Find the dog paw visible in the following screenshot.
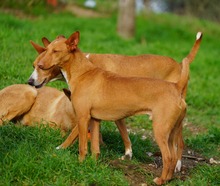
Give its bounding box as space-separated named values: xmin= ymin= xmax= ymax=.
xmin=120 ymin=150 xmax=132 ymax=160
xmin=120 ymin=154 xmax=132 ymax=160
xmin=153 ymin=177 xmax=165 ymax=185
xmin=56 ymin=146 xmax=62 ymax=150
xmin=175 ymin=160 xmax=182 ymax=172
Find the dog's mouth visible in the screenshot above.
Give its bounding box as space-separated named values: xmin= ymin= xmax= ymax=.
xmin=35 ymin=78 xmax=47 ymax=88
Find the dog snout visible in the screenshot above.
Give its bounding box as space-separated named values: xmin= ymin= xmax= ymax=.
xmin=28 ymin=78 xmax=35 ymax=86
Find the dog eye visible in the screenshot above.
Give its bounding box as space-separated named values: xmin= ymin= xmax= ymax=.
xmin=53 ymin=49 xmax=59 ymax=53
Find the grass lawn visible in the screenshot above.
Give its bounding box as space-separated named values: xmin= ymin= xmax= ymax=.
xmin=0 ymin=7 xmax=219 ymax=186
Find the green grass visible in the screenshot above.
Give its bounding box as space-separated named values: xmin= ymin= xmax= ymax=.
xmin=0 ymin=123 xmax=128 ymax=185
xmin=0 ymin=9 xmax=220 ymax=185
xmin=186 ymin=126 xmax=220 ymax=157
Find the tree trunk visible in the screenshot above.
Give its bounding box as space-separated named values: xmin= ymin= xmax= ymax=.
xmin=117 ymin=0 xmax=136 ymax=39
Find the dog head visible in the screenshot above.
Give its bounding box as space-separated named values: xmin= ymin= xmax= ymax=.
xmin=38 ymin=32 xmax=79 ymax=70
xmin=37 ymin=31 xmax=80 ymax=70
xmin=28 ymin=31 xmax=80 ymax=88
xmin=28 ymin=37 xmax=65 ymax=88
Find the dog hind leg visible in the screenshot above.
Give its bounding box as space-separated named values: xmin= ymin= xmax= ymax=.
xmin=166 ymin=105 xmax=186 ymax=181
xmin=153 ymin=106 xmax=183 ymax=185
xmin=56 ymin=125 xmax=79 ymax=149
xmin=115 ymin=119 xmax=132 ymax=160
xmin=175 ymin=104 xmax=187 ymax=173
xmin=153 ymin=120 xmax=172 ymax=185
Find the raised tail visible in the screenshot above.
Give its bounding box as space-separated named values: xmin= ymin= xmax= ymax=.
xmin=176 ymin=57 xmax=190 ymax=94
xmin=176 ymin=32 xmax=203 ymax=95
xmin=185 ymin=31 xmax=203 ymax=64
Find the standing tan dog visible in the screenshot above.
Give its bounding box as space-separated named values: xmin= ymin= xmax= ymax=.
xmin=0 ymin=84 xmax=107 ymax=154
xmin=28 ymin=31 xmax=196 ymax=185
xmin=30 ymin=32 xmax=201 ymax=88
xmin=28 ymin=31 xmax=202 ymax=165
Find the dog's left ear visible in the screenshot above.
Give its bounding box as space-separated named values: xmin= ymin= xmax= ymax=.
xmin=65 ymin=31 xmax=80 ymax=52
xmin=30 ymin=40 xmax=46 ymax=54
xmin=42 ymin=37 xmax=51 ymax=47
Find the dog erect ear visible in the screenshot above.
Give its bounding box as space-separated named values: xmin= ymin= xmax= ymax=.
xmin=42 ymin=37 xmax=51 ymax=47
xmin=30 ymin=40 xmax=46 ymax=54
xmin=65 ymin=31 xmax=80 ymax=52
xmin=63 ymin=88 xmax=71 ymax=101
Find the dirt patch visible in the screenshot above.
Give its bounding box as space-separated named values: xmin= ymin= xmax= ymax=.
xmin=1 ymin=4 xmax=105 ymax=19
xmin=110 ymin=148 xmax=210 ymax=186
xmin=65 ymin=4 xmax=105 ymax=18
xmin=183 ymin=120 xmax=207 ymax=135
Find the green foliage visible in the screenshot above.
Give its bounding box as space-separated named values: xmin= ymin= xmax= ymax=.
xmin=168 ymin=0 xmax=220 ymax=22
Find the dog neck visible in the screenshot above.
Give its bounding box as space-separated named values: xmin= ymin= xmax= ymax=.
xmin=60 ymin=48 xmax=96 ymax=89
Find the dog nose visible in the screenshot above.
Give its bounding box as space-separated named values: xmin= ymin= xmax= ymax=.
xmin=28 ymin=78 xmax=35 ymax=86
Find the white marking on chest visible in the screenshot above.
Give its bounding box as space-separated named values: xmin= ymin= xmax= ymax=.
xmin=61 ymin=69 xmax=70 ymax=88
xmin=61 ymin=70 xmax=69 ymax=82
xmin=85 ymin=53 xmax=90 ymax=59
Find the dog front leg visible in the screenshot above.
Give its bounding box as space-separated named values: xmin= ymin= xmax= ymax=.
xmin=89 ymin=119 xmax=100 ymax=159
xmin=78 ymin=115 xmax=90 ymax=162
xmin=115 ymin=119 xmax=132 ymax=160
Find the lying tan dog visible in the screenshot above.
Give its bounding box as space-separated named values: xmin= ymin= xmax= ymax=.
xmin=28 ymin=31 xmax=198 ymax=185
xmin=0 ymin=85 xmax=75 ymax=131
xmin=28 ymin=31 xmax=202 ymax=164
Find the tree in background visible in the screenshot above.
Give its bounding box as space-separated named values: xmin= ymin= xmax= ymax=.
xmin=117 ymin=0 xmax=136 ymax=39
xmin=165 ymin=0 xmax=220 ymax=22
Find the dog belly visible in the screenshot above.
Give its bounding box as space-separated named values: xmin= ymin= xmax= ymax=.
xmin=90 ymin=106 xmax=150 ymax=121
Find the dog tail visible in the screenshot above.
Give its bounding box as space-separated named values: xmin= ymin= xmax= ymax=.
xmin=176 ymin=57 xmax=189 ymax=94
xmin=185 ymin=31 xmax=203 ymax=64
